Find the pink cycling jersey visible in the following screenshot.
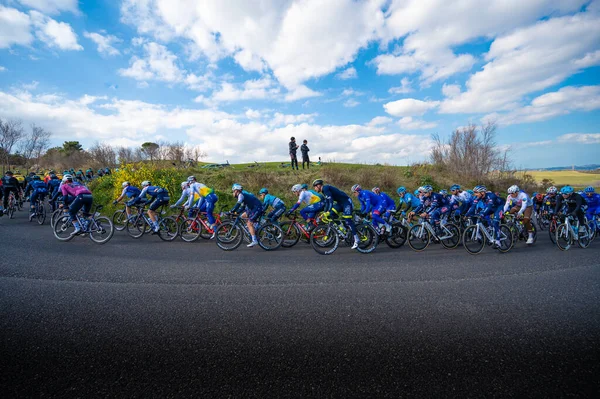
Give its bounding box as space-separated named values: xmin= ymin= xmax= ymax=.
xmin=61 ymin=182 xmax=92 ymax=197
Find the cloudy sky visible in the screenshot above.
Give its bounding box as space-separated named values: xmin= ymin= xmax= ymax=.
xmin=0 ymin=0 xmax=599 ymax=168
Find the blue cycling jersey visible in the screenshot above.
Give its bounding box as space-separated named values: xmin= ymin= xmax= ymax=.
xmin=232 ymin=190 xmax=262 ymax=213
xmin=357 ymin=190 xmax=381 ymax=213
xmin=262 ymin=193 xmax=284 ymax=210
xmin=397 ymin=193 xmax=420 ymax=212
xmin=467 ymin=192 xmax=504 ymax=216
xmin=586 ymin=193 xmax=600 ymax=208
xmin=321 ymin=185 xmax=351 ymax=212
xmin=124 ymin=186 xmax=141 ymax=198
xmin=378 ymin=192 xmax=396 ymax=210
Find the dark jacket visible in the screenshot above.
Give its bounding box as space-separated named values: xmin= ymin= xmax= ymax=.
xmin=300 ymin=144 xmax=309 ymax=156
xmin=289 ymin=141 xmax=298 ymax=154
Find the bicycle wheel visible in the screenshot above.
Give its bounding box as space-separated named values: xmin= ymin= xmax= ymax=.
xmin=126 ymin=215 xmax=147 ymax=239
xmin=462 ymin=225 xmax=485 ymax=254
xmin=180 ymin=218 xmax=202 ymax=242
xmin=257 ymin=223 xmax=283 ymax=251
xmin=356 ymin=224 xmax=378 ymax=254
xmin=280 ymin=221 xmax=301 ymax=248
xmin=53 ymin=215 xmax=76 ymax=241
xmin=439 ymin=223 xmax=460 ymax=249
xmin=496 ymin=225 xmax=513 ymax=253
xmin=158 ymin=216 xmax=179 ymax=242
xmin=216 ymin=221 xmax=243 ymax=251
xmin=407 ymin=224 xmax=430 ymax=252
xmin=112 ymin=210 xmax=127 ymax=231
xmin=89 ymin=216 xmax=114 ymax=244
xmin=548 ymin=220 xmax=557 ymax=244
xmin=555 ymin=224 xmax=572 ymax=251
xmin=385 ymin=222 xmax=407 ymax=248
xmin=51 ymin=209 xmax=63 ymax=227
xmin=310 ymin=223 xmax=339 ymax=255
xmin=7 ymin=204 xmax=14 ymax=219
xmin=36 ymin=203 xmax=46 ymax=225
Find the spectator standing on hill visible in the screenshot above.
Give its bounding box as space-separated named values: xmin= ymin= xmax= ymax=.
xmin=301 ymin=140 xmax=310 ymax=169
xmin=289 ymin=137 xmax=299 ymax=170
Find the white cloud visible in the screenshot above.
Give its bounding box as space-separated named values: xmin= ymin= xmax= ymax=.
xmin=486 ymin=85 xmax=600 ymax=126
xmin=21 ymin=81 xmax=39 ymax=90
xmin=18 ymin=0 xmax=78 ymax=15
xmin=440 ymin=8 xmax=600 ymax=114
xmin=343 ymin=98 xmax=360 ymax=108
xmin=245 ymin=109 xmax=262 ymax=119
xmin=137 ymin=81 xmax=149 ymax=89
xmin=211 ymin=77 xmax=281 ymax=103
xmin=119 ymin=42 xmax=184 ymax=82
xmin=336 ymin=67 xmax=357 ymax=80
xmin=0 ymin=66 xmax=6 ymax=72
xmin=84 ymin=31 xmax=121 ymax=56
xmin=557 ymin=133 xmax=600 ymax=144
xmin=442 ymin=83 xmax=461 ymax=98
xmin=270 ymin=112 xmax=317 ymax=126
xmin=389 ymin=77 xmax=413 ymax=94
xmin=341 ymin=88 xmax=364 ymax=97
xmin=397 ymin=116 xmax=437 ymax=130
xmin=284 ymin=85 xmax=321 ymax=102
xmin=0 ymin=6 xmax=33 ymax=49
xmin=367 ymin=116 xmax=392 ymax=126
xmin=383 ymin=98 xmax=439 ymax=117
xmin=30 ymin=11 xmax=82 ymax=51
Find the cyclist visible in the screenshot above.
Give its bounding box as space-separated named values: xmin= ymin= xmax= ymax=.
xmin=187 ymin=176 xmax=219 ymax=233
xmin=1 ymin=171 xmax=21 ymax=215
xmin=259 ymin=188 xmax=287 ymax=224
xmin=467 ymin=185 xmax=505 ymax=247
xmin=47 ymin=173 xmax=61 ymax=212
xmin=136 ymin=181 xmax=170 ymax=233
xmin=171 ymin=181 xmax=195 ymax=215
xmin=396 ymin=187 xmax=420 ymax=218
xmin=583 ymin=186 xmax=599 ymax=233
xmin=438 ymin=189 xmax=452 ymax=221
xmin=449 ymin=184 xmax=474 ymax=218
xmin=503 ymin=185 xmax=535 ymax=244
xmin=542 ymin=186 xmax=559 ymax=215
xmin=554 ymin=186 xmax=586 ymax=237
xmin=286 ymin=184 xmax=323 ymax=226
xmin=60 ymin=174 xmax=93 ymax=235
xmin=113 ymin=181 xmax=143 ymax=221
xmin=532 ymin=192 xmax=545 ymax=212
xmin=24 ymin=175 xmax=49 ymax=221
xmin=230 ymin=183 xmax=263 ymax=247
xmin=351 ymin=184 xmax=390 ymax=234
xmin=409 ymin=185 xmax=445 ymax=232
xmin=312 ymin=179 xmax=360 ymax=249
xmin=372 ymin=187 xmax=396 ymax=220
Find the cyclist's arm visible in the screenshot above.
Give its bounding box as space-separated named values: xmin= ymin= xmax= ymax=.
xmin=173 ymin=191 xmax=188 ymax=207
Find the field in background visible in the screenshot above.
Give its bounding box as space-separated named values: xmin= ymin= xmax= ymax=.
xmin=526 ymin=170 xmax=600 ymax=187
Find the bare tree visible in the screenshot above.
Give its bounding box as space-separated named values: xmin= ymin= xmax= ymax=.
xmin=430 ymin=120 xmax=512 ymax=182
xmin=19 ymin=123 xmax=51 ymax=169
xmin=184 ymin=145 xmax=207 ymax=162
xmin=166 ymin=141 xmax=185 ymax=164
xmin=117 ymin=146 xmax=135 ymax=164
xmin=88 ymin=142 xmax=116 ymax=167
xmin=0 ymin=118 xmax=24 ymax=172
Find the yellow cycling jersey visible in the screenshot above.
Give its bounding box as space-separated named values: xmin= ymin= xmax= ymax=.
xmin=298 ymin=190 xmax=321 ymax=205
xmin=191 ymin=182 xmax=214 ymax=197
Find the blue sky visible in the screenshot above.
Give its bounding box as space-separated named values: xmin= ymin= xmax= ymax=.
xmin=0 ymin=0 xmax=599 ymax=168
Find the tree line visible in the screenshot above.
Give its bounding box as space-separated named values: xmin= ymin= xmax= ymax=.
xmin=0 ymin=117 xmax=206 ymax=172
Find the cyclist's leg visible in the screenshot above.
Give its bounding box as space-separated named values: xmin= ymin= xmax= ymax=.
xmin=204 ymin=193 xmax=217 ymax=225
xmin=29 ymin=192 xmax=38 ymax=214
xmin=522 ymin=206 xmax=533 ymax=232
xmin=269 ymin=203 xmax=286 ymax=223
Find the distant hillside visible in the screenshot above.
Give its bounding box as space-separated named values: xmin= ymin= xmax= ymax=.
xmin=534 ymin=164 xmax=600 ymax=171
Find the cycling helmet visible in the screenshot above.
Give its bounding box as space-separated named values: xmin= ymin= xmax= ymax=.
xmin=291 ymin=184 xmax=303 ymax=193
xmin=450 ymin=184 xmax=460 ymax=191
xmin=351 ymin=184 xmax=362 ymax=193
xmin=312 ymin=179 xmax=324 ymax=187
xmin=32 ymin=175 xmax=41 ymax=180
xmin=560 ymin=185 xmax=574 ymax=195
xmin=50 ymin=174 xmax=57 ymax=179
xmin=122 ymin=181 xmax=130 ymax=188
xmin=232 ymin=183 xmax=242 ymax=191
xmin=584 ymin=186 xmax=595 ymax=193
xmin=507 ymin=185 xmax=520 ymax=194
xmin=417 ymin=186 xmax=425 ymax=193
xmin=5 ymin=171 xmax=13 ymax=175
xmin=141 ymin=180 xmax=151 ymax=187
xmin=187 ymin=175 xmax=196 ymax=183
xmin=180 ymin=181 xmax=189 ymax=189
xmin=546 ymin=186 xmax=557 ymax=194
xmin=439 ymin=189 xmax=448 ymax=196
xmin=397 ymin=186 xmax=406 ymax=194
xmin=301 ymin=183 xmax=308 ymax=190
xmin=473 ymin=185 xmax=487 ymax=193
xmin=259 ymin=188 xmax=268 ymax=195
xmin=422 ymin=185 xmax=433 ymax=193
xmin=62 ymin=174 xmax=73 ymax=182
xmin=372 ymin=187 xmax=381 ymax=194
xmin=414 ymin=190 xmax=420 ymax=196
xmin=466 ymin=189 xmax=474 ymax=195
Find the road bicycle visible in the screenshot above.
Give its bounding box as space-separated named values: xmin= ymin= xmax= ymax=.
xmin=462 ymin=216 xmax=513 ymax=255
xmin=364 ymin=211 xmax=408 ymax=249
xmin=4 ymin=192 xmax=19 ymax=219
xmin=406 ymin=217 xmax=461 ymax=252
xmin=30 ymin=196 xmax=47 ymax=225
xmin=215 ymin=212 xmax=283 ymax=251
xmin=179 ymin=209 xmax=223 ymax=242
xmin=112 ymin=204 xmax=130 ymax=231
xmin=309 ymin=212 xmax=378 ymax=255
xmin=53 ymin=205 xmax=114 ymax=244
xmin=503 ymin=213 xmax=537 ymax=247
xmin=555 ymin=214 xmax=592 ymax=251
xmin=279 ymin=211 xmax=319 ymax=247
xmin=125 ymin=204 xmax=179 ymax=241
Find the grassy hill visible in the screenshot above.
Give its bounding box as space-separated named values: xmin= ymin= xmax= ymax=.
xmin=525 ymin=170 xmax=600 ymax=187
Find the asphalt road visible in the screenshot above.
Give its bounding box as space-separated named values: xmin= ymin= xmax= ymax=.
xmin=1 ymin=209 xmax=599 ymax=398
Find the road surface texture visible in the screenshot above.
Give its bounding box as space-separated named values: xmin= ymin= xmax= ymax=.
xmin=1 ymin=210 xmax=599 ymax=397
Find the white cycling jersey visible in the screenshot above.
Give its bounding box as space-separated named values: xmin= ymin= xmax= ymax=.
xmin=297 ymin=190 xmax=321 ymax=206
xmin=503 ymin=191 xmax=532 ymax=214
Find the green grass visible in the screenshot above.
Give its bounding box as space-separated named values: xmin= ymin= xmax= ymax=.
xmin=525 ymin=170 xmax=600 ymax=187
